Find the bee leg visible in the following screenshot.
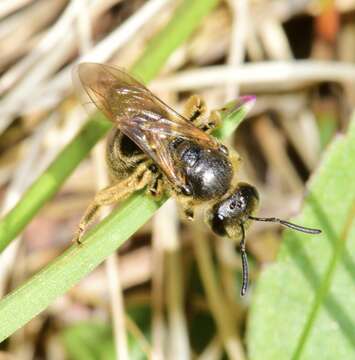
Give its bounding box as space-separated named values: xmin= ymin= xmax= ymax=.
xmin=197 ymin=110 xmax=222 ymax=134
xmin=183 ymin=95 xmax=208 ymax=128
xmin=176 ymin=195 xmax=195 ymax=221
xmin=148 ymin=175 xmax=165 ymax=200
xmin=73 ymin=162 xmax=152 ymax=244
xmin=205 ymin=110 xmax=222 ymax=133
xmin=183 ymin=95 xmax=222 ymax=133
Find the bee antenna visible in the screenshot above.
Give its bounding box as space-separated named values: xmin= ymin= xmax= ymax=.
xmin=239 ymin=222 xmax=248 ymax=296
xmin=248 ymin=215 xmax=321 ymax=234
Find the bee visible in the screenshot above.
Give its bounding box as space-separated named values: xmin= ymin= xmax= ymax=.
xmin=73 ymin=63 xmax=321 ymax=296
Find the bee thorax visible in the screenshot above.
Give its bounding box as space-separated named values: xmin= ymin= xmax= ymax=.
xmin=177 ymin=141 xmax=232 ymax=200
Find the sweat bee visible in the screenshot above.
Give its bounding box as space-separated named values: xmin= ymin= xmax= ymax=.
xmin=73 ymin=63 xmax=321 ymax=295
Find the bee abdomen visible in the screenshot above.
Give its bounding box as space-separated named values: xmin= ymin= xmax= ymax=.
xmin=106 ymin=128 xmax=146 ymax=180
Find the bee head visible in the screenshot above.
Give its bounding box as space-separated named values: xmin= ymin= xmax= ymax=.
xmin=207 ymin=182 xmax=259 ymax=239
xmin=206 ymin=183 xmax=321 ymax=297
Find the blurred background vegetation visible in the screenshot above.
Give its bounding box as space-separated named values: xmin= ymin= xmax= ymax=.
xmin=0 ymin=0 xmax=354 ymax=359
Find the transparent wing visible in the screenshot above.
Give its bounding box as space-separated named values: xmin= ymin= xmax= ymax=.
xmin=73 ymin=62 xmax=219 ymax=187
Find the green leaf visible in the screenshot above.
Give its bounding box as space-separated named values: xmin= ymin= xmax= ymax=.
xmin=247 ymin=116 xmax=355 ymax=359
xmin=212 ymin=95 xmax=256 ymax=139
xmin=61 ymin=305 xmax=151 ymax=360
xmin=317 ymin=112 xmax=337 ymax=149
xmin=62 ymin=322 xmax=114 ymax=360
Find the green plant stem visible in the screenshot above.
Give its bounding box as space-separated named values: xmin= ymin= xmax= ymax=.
xmin=0 ymin=116 xmax=110 ymax=252
xmin=0 ymin=193 xmax=160 ymax=341
xmin=0 ymin=0 xmax=219 ymax=252
xmin=0 ymin=0 xmax=222 ymax=341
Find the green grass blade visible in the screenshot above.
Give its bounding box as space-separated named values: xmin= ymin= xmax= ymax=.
xmin=0 ymin=94 xmax=254 ymax=342
xmin=130 ymin=0 xmax=219 ymax=79
xmin=0 ymin=0 xmax=219 ymax=252
xmin=247 ymin=116 xmax=355 ymax=360
xmin=0 ymin=116 xmax=110 ymax=252
xmin=0 ymin=193 xmax=159 ymax=343
xmin=212 ymin=96 xmax=256 ymax=139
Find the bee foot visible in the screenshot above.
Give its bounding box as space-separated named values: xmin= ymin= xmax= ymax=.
xmin=73 ymin=229 xmax=84 ymax=245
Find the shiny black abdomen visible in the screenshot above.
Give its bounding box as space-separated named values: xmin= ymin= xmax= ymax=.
xmin=173 ymin=140 xmax=233 ymax=200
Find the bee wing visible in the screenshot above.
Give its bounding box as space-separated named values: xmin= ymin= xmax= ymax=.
xmin=74 ymin=62 xmax=219 ymax=187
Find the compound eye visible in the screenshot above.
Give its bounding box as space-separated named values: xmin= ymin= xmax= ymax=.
xmin=210 ymin=212 xmax=227 ymax=237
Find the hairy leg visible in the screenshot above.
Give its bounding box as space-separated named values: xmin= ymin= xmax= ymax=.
xmin=74 ymin=162 xmax=152 ymax=244
xmin=177 ymin=194 xmax=197 ymax=221
xmin=148 ymin=174 xmax=166 ymax=200
xmin=183 ymin=95 xmax=221 ymax=133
